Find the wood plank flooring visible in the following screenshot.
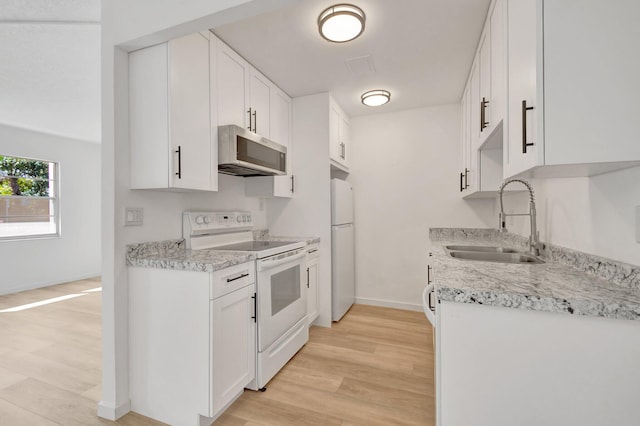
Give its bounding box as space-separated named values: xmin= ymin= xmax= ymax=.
xmin=0 ymin=278 xmax=435 ymax=426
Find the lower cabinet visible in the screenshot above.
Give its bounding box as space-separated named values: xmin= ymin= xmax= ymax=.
xmin=306 ymin=243 xmax=319 ymax=325
xmin=437 ymin=301 xmax=640 ymax=425
xmin=129 ymin=262 xmax=256 ymax=426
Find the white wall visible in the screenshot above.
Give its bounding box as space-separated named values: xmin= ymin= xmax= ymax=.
xmin=101 ymin=0 xmax=297 ymax=419
xmin=266 ymin=93 xmax=333 ymax=327
xmin=501 ymin=167 xmax=640 ymax=266
xmin=349 ymin=105 xmax=495 ymax=310
xmin=0 ymin=124 xmax=101 ymax=294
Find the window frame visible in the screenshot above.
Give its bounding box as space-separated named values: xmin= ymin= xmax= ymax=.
xmin=0 ymin=155 xmax=61 ymax=241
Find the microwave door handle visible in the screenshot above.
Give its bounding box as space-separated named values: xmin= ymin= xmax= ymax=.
xmin=258 ymin=250 xmax=306 ymax=271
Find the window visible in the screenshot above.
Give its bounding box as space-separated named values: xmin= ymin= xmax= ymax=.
xmin=0 ymin=155 xmax=59 ymax=240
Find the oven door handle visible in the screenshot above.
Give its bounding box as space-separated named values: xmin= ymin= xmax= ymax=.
xmin=422 ymin=284 xmax=436 ymax=327
xmin=257 ymin=250 xmax=306 ymax=271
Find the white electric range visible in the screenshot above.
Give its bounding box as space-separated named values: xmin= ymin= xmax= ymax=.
xmin=183 ymin=211 xmax=309 ymax=390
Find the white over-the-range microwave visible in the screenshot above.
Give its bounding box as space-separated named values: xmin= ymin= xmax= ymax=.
xmin=218 ymin=124 xmax=287 ymax=177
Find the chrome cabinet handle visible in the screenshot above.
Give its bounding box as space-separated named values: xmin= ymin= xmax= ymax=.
xmin=247 ymin=108 xmax=252 ymax=131
xmin=306 ymin=267 xmax=310 ymax=288
xmin=464 ymin=168 xmax=469 ymax=189
xmin=290 ymin=175 xmax=295 ymax=193
xmin=427 ymin=265 xmax=433 ymax=284
xmin=175 ymin=146 xmax=181 ymax=179
xmin=522 ymin=100 xmax=535 ymax=153
xmin=481 ymin=97 xmax=490 ymax=131
xmin=460 ymin=172 xmax=464 ymax=192
xmin=252 ymin=110 xmax=257 ymax=133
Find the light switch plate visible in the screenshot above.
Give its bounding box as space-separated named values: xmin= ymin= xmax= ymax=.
xmin=636 ymin=206 xmax=640 ymax=243
xmin=125 ymin=207 xmax=143 ymax=226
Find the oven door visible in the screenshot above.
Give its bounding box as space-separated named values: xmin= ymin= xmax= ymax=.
xmin=257 ymin=248 xmax=307 ymax=351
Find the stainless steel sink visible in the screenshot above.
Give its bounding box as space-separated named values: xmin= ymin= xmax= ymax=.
xmin=447 ymin=250 xmax=545 ymax=264
xmin=444 ymin=245 xmax=521 ymax=253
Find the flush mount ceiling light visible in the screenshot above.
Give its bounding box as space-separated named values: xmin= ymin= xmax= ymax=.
xmin=318 ymin=4 xmax=366 ymax=43
xmin=361 ymin=89 xmax=391 ymax=107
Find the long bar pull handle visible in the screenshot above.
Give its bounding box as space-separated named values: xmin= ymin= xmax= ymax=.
xmin=306 ymin=267 xmax=310 ymax=288
xmin=247 ymin=108 xmax=252 ymax=131
xmin=427 ymin=265 xmax=433 ymax=284
xmin=252 ymin=110 xmax=257 ymax=133
xmin=290 ymin=175 xmax=295 ymax=193
xmin=175 ymin=146 xmax=181 ymax=179
xmin=481 ymin=97 xmax=489 ymax=131
xmin=464 ymin=168 xmax=470 ymax=189
xmin=522 ymin=100 xmax=535 ymax=153
xmin=251 ymin=293 xmax=257 ymax=322
xmin=226 ymin=273 xmax=249 ymax=283
xmin=460 ymin=172 xmax=465 ymax=192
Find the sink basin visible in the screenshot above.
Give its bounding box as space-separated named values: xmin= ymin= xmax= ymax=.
xmin=444 ymin=245 xmax=521 ymax=254
xmin=447 ymin=250 xmax=545 ymax=264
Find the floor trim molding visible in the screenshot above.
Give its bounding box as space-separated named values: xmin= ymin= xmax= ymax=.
xmin=97 ymin=400 xmax=131 ymax=421
xmin=355 ymin=297 xmax=422 ymax=312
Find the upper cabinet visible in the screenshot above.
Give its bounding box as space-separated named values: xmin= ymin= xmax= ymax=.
xmin=129 ymin=32 xmax=217 ymax=192
xmin=329 ymin=98 xmax=351 ymax=171
xmin=505 ymin=0 xmax=640 ymax=178
xmin=460 ymin=0 xmax=507 ymax=198
xmin=210 ymin=34 xmax=294 ymax=198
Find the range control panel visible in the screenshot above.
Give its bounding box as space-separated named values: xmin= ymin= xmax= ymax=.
xmin=183 ymin=211 xmax=253 ymax=236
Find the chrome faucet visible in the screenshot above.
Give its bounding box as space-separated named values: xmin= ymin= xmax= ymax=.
xmin=498 ymin=179 xmax=543 ymax=256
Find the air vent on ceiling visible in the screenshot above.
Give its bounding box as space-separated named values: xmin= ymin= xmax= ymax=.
xmin=345 ymin=55 xmax=376 ymax=76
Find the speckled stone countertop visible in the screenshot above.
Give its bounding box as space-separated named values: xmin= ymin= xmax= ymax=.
xmin=429 ymin=228 xmax=640 ymax=321
xmin=126 ymin=233 xmax=320 ymax=272
xmin=126 ymin=239 xmax=257 ymax=272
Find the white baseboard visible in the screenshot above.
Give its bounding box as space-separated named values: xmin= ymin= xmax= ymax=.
xmin=0 ymin=273 xmax=101 ymax=296
xmin=355 ymin=297 xmax=422 ymax=312
xmin=97 ymin=400 xmax=131 ymax=421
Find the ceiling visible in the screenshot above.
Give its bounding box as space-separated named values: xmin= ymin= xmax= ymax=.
xmin=0 ymin=0 xmax=101 ymax=143
xmin=213 ymin=0 xmax=491 ymax=117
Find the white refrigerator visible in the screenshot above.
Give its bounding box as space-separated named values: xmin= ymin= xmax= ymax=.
xmin=331 ymin=178 xmax=355 ymax=321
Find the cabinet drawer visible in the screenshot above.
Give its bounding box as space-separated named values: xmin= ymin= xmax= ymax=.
xmin=211 ymin=261 xmax=255 ymax=299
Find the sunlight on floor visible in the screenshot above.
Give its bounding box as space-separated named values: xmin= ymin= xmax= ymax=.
xmin=0 ymin=286 xmax=102 ymax=313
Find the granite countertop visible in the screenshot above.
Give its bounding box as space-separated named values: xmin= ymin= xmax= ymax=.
xmin=430 ymin=228 xmax=640 ymax=321
xmin=126 ymin=233 xmax=320 ymax=272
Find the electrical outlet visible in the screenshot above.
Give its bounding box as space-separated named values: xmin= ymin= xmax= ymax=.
xmin=636 ymin=206 xmax=640 ymax=243
xmin=125 ymin=207 xmax=144 ymax=226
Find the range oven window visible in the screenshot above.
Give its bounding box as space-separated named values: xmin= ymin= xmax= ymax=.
xmin=237 ymin=136 xmax=286 ymax=173
xmin=270 ymin=265 xmax=301 ymax=315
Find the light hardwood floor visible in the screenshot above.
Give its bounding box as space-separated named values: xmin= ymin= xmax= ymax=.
xmin=0 ymin=278 xmax=434 ymax=426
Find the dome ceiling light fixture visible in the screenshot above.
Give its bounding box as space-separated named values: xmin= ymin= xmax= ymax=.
xmin=318 ymin=4 xmax=366 ymax=43
xmin=361 ymin=89 xmax=391 ymax=107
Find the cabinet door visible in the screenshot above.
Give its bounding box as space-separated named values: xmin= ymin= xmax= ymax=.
xmin=329 ymin=103 xmax=342 ymax=163
xmin=490 ymin=0 xmax=505 ymax=129
xmin=250 ymin=69 xmax=271 ymax=137
xmin=217 ymin=40 xmax=250 ymax=129
xmin=506 ymin=0 xmax=539 ymax=177
xmin=211 ymin=284 xmax=256 ymax=415
xmin=270 ymin=87 xmax=291 ymax=148
xmin=306 ymin=260 xmax=318 ymax=324
xmin=478 ymin=29 xmax=491 ymax=143
xmin=168 ymin=32 xmax=212 ymax=191
xmin=339 ymin=114 xmax=350 ymax=168
xmin=467 ymin=62 xmax=480 ymax=193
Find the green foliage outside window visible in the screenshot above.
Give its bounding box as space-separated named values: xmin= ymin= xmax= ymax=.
xmin=0 ymin=155 xmax=51 ymax=197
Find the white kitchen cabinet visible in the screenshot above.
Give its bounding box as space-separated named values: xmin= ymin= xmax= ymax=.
xmin=437 ymin=301 xmax=640 ymax=426
xmin=329 ymin=97 xmax=351 ymax=171
xmin=216 ymin=38 xmax=251 ymax=130
xmin=129 ymin=32 xmax=217 ymax=192
xmin=306 ymin=243 xmax=319 ymax=325
xmin=459 ymin=0 xmax=513 ymax=198
xmin=505 ymin=0 xmax=640 ymax=178
xmin=245 ymin=85 xmax=294 ymax=198
xmin=129 ymin=262 xmax=256 ymax=425
xmin=249 ymin=69 xmax=271 ymax=136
